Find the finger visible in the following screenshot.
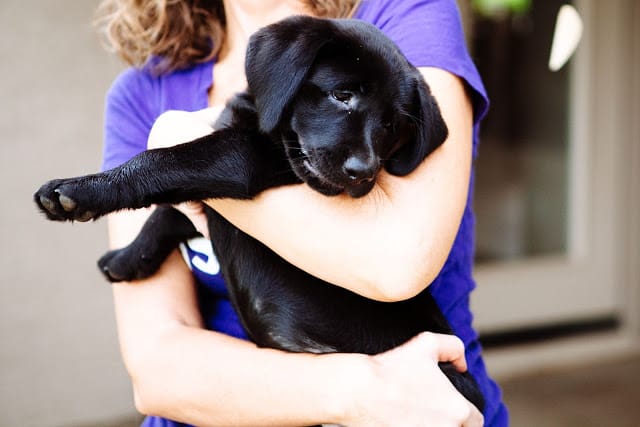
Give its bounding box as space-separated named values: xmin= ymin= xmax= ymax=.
xmin=193 ymin=106 xmax=225 ymax=128
xmin=175 ymin=202 xmax=210 ymax=239
xmin=179 ymin=201 xmax=204 ymax=215
xmin=418 ymin=332 xmax=468 ymax=372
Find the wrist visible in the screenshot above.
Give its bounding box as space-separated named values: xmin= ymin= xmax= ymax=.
xmin=328 ymin=353 xmax=377 ymax=426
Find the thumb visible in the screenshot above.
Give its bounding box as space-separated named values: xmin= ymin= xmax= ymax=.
xmin=414 ymin=332 xmax=468 ymax=373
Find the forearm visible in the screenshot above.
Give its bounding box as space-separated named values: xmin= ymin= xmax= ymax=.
xmin=106 ymin=238 xmax=362 ymax=425
xmin=107 ymin=227 xmax=478 ymax=426
xmin=107 ymin=209 xmax=359 ymax=426
xmin=207 ymin=68 xmax=473 ymax=301
xmin=117 ymin=287 xmax=480 ymax=427
xmin=131 ymin=322 xmax=367 ymax=426
xmin=207 ymin=181 xmax=441 ymax=301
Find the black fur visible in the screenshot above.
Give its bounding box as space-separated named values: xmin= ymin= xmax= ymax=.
xmin=35 ymin=16 xmax=483 ymax=411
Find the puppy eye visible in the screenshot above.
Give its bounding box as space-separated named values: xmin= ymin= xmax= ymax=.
xmin=330 ymin=90 xmax=353 ymax=103
xmin=382 ymin=119 xmax=395 ymax=133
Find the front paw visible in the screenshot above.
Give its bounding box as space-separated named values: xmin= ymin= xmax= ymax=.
xmin=98 ymin=248 xmax=162 ymax=283
xmin=34 ymin=178 xmax=100 ymax=222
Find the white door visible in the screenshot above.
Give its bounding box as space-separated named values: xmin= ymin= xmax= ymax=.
xmin=465 ymin=0 xmax=634 ymax=335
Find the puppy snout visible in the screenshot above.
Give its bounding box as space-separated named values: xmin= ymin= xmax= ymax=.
xmin=343 ymin=155 xmax=378 ymax=184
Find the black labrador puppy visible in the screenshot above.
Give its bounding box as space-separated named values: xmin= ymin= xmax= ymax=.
xmin=35 ymin=16 xmax=484 ymax=411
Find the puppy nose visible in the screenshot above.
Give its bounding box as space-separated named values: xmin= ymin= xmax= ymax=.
xmin=343 ymin=155 xmax=378 ymax=184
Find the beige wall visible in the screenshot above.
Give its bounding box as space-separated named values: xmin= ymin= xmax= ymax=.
xmin=0 ymin=1 xmax=137 ymax=425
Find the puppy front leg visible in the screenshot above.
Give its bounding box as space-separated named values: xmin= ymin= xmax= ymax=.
xmin=97 ymin=205 xmax=201 ymax=282
xmin=35 ymin=128 xmax=297 ymax=222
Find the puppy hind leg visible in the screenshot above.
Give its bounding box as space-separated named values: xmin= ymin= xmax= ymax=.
xmin=98 ymin=205 xmax=201 ymax=282
xmin=438 ymin=362 xmax=485 ymax=412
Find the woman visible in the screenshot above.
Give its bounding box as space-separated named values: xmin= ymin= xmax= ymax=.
xmin=97 ymin=0 xmax=507 ymax=425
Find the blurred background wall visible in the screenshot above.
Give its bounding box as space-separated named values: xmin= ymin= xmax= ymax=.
xmin=1 ymin=1 xmax=638 ymax=426
xmin=0 ymin=1 xmax=135 ymax=426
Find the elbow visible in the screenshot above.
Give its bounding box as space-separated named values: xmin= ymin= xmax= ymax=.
xmin=128 ymin=351 xmax=176 ymax=418
xmin=368 ymin=272 xmax=436 ymax=303
xmin=120 ymin=328 xmax=177 ymax=418
xmin=132 ymin=381 xmax=153 ymax=416
xmin=131 ymin=376 xmax=169 ymax=418
xmin=126 ymin=349 xmax=161 ymax=417
xmin=363 ymin=244 xmax=445 ymax=302
xmin=374 ymin=284 xmax=427 ymax=303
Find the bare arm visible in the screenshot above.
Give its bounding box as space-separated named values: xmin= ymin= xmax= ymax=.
xmin=105 ymin=70 xmax=483 ymax=423
xmin=108 ymin=212 xmax=351 ymax=425
xmin=206 ymin=67 xmax=473 ymax=301
xmin=107 ymin=213 xmax=481 ymax=426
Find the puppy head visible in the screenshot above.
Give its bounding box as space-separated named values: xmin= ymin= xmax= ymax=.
xmin=246 ymin=17 xmax=448 ymax=198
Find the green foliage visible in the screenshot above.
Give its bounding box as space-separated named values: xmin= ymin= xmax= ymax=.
xmin=471 ymin=0 xmax=532 ymax=17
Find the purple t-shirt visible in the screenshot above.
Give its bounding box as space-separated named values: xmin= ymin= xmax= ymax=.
xmin=102 ymin=0 xmax=508 ymax=425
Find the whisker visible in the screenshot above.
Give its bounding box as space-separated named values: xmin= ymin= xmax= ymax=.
xmin=286 ymin=154 xmax=307 ymax=161
xmin=400 ymin=110 xmax=424 ymax=126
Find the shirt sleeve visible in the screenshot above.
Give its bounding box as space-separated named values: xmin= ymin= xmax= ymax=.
xmin=355 ymin=0 xmax=489 ymax=125
xmin=101 ymin=68 xmax=160 ymax=171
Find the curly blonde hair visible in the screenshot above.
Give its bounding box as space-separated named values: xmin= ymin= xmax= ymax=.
xmin=95 ymin=0 xmax=361 ymax=73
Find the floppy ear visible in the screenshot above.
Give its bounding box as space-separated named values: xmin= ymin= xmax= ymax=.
xmin=245 ymin=16 xmax=333 ymax=133
xmin=385 ymin=75 xmax=449 ymax=176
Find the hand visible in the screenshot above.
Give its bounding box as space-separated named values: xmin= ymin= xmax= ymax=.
xmin=147 ymin=107 xmax=224 ymax=148
xmin=345 ymin=332 xmax=483 ymax=427
xmin=146 ymin=107 xmax=225 ymax=238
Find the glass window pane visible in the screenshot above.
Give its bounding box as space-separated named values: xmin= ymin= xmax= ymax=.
xmin=470 ymin=0 xmax=570 ymax=262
